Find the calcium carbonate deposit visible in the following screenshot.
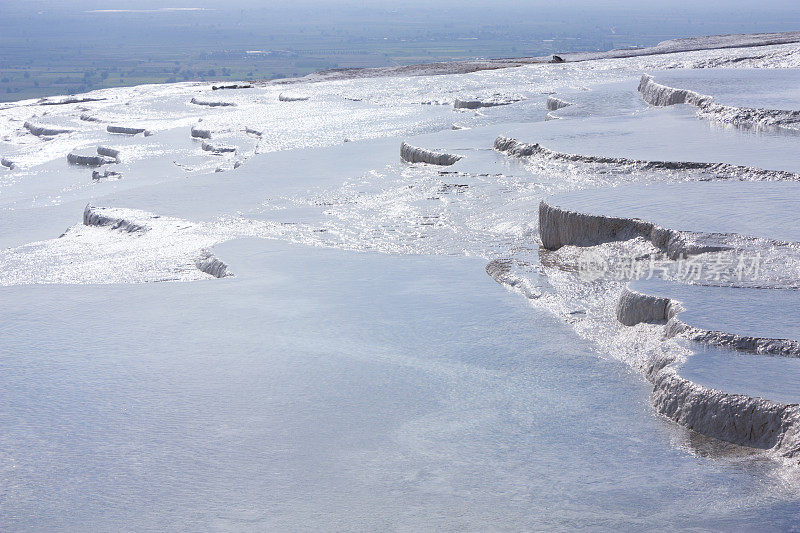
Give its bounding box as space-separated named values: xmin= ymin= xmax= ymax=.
xmin=4 ymin=31 xmax=800 ymax=530
xmin=639 ymin=73 xmax=800 ymax=131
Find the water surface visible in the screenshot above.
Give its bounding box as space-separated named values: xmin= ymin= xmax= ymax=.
xmin=2 ymin=238 xmax=799 ymax=530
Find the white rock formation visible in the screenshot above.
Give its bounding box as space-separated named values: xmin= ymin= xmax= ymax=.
xmin=612 ymin=285 xmax=800 ymax=454
xmin=67 ymin=152 xmax=116 ymax=167
xmin=639 ymin=74 xmax=800 ymax=130
xmin=191 ymin=126 xmax=212 ymax=139
xmin=271 ymin=31 xmax=800 ymax=84
xmin=190 ymin=97 xmax=236 ymax=107
xmin=0 ymin=205 xmax=237 ymax=284
xmin=616 ymin=287 xmax=672 ymax=326
xmin=400 ymin=142 xmax=461 ymax=166
xmin=638 ymin=74 xmax=712 ymax=107
xmin=195 ymin=249 xmax=233 ymax=278
xmin=278 ymin=93 xmax=310 ymax=102
xmin=488 ymin=250 xmax=800 ymax=455
xmin=647 ymin=352 xmax=800 ymax=457
xmin=39 ymin=96 xmax=106 ymax=106
xmin=212 ymin=84 xmax=252 ymax=90
xmin=539 ymin=198 xmax=734 ymax=258
xmin=617 ymin=286 xmax=800 ymax=357
xmin=485 ymin=259 xmax=541 ymax=300
xmin=201 ymin=141 xmax=237 ymax=153
xmin=494 ymin=136 xmax=798 ymax=180
xmin=453 ymin=97 xmax=520 ymax=109
xmin=96 ymin=146 xmax=121 ymax=161
xmin=545 ymin=96 xmax=573 ymax=110
xmin=107 ymin=125 xmax=148 ymax=135
xmin=24 ymin=121 xmax=73 ymax=136
xmin=561 ymin=31 xmax=800 ymax=63
xmin=83 ymin=205 xmax=151 ymax=233
xmin=666 ymin=317 xmax=800 ymax=357
xmin=499 ymin=134 xmax=797 ymax=257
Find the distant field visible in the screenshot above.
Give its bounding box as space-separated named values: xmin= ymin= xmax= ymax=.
xmin=0 ymin=32 xmax=614 ymax=102
xmin=1 ymin=1 xmax=798 ymax=101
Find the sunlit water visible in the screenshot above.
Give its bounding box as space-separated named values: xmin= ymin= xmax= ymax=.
xmin=677 ymin=342 xmax=800 ymax=406
xmin=2 ymin=239 xmax=800 ymax=531
xmin=630 ymin=278 xmax=800 ymax=342
xmin=654 ymin=68 xmax=800 ymax=109
xmin=549 ymin=181 xmax=800 ymax=242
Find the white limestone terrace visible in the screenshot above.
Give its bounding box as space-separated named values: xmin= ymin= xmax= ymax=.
xmin=497 ymin=137 xmax=800 ymax=268
xmin=538 ymin=180 xmax=800 ymax=288
xmin=647 ymin=68 xmax=800 ymax=111
xmin=189 ymin=97 xmax=236 ymax=107
xmin=37 ymin=96 xmax=107 ymax=106
xmin=278 ymin=92 xmax=310 ymax=102
xmin=190 ymin=125 xmax=212 ymax=139
xmin=201 ymin=140 xmax=237 ymax=154
xmin=501 ymin=105 xmax=800 ymax=173
xmin=23 ymin=120 xmax=73 ymax=137
xmin=0 ymin=205 xmax=252 ymax=285
xmin=525 ymin=232 xmax=800 ymax=457
xmin=91 ymin=169 xmax=122 ymax=181
xmin=646 ymin=346 xmax=800 ymax=457
xmin=619 ymin=279 xmax=800 ymax=357
xmin=453 ymin=96 xmax=523 ymax=109
xmin=510 ymin=113 xmax=800 ymax=456
xmin=530 ymin=234 xmax=800 ymax=457
xmin=545 ymin=96 xmax=573 ymax=111
xmin=66 ymin=145 xmax=119 ymax=166
xmin=542 ymin=180 xmax=800 ymax=245
xmin=400 ymin=141 xmax=461 ymax=165
xmin=485 ymin=258 xmax=542 ymax=300
xmin=8 ymin=114 xmax=800 ymax=289
xmin=495 ymin=135 xmax=800 ymax=180
xmin=557 ymin=31 xmax=800 ymax=62
xmin=639 ymin=73 xmax=800 ymax=131
xmin=675 ymin=341 xmax=800 ymax=407
xmin=96 ymin=145 xmax=121 ymax=161
xmin=534 ymin=175 xmax=800 ymax=455
xmin=519 ymin=229 xmax=800 ymax=458
xmin=106 ymin=124 xmax=150 ymax=135
xmin=621 ymin=293 xmax=800 ymax=455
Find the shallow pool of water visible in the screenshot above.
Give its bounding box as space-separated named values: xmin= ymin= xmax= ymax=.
xmin=2 ymin=238 xmax=800 ymax=530
xmin=677 ymin=341 xmax=800 ymax=405
xmin=551 ymin=180 xmax=800 ymax=243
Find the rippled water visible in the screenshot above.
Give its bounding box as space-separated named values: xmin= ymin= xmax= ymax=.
xmin=2 ymin=239 xmax=800 ymax=531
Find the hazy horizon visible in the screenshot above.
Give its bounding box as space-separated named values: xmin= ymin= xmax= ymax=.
xmin=1 ymin=0 xmax=799 ymax=100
